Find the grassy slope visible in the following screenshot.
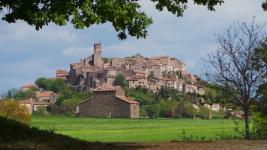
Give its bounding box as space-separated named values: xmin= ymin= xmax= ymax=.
xmin=0 ymin=117 xmax=127 ymax=150
xmin=31 ymin=116 xmax=244 ymax=142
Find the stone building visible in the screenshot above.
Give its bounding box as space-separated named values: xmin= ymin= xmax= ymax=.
xmin=18 ymin=90 xmax=57 ymax=113
xmin=93 ymin=43 xmax=103 ymax=68
xmin=63 ymin=43 xmax=204 ymax=95
xmin=77 ymin=86 xmax=139 ymax=118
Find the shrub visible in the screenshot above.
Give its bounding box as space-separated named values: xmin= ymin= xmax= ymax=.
xmin=145 ymin=105 xmax=159 ymax=118
xmin=253 ymin=113 xmax=267 ymax=138
xmin=176 ymin=100 xmax=197 ymax=118
xmin=114 ymin=74 xmax=126 ymax=87
xmin=198 ymin=106 xmax=211 ymax=119
xmin=33 ymin=107 xmax=48 ymax=116
xmin=0 ymin=100 xmax=31 ymax=123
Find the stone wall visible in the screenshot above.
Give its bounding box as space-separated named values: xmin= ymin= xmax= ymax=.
xmin=78 ymin=91 xmax=138 ymax=118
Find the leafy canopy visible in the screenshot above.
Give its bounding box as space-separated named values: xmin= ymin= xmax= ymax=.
xmin=0 ymin=0 xmax=224 ymax=40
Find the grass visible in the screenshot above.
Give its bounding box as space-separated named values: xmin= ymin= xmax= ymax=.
xmin=30 ymin=116 xmax=244 ymax=142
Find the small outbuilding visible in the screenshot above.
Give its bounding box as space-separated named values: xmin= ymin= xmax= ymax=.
xmin=76 ymin=86 xmax=139 ymax=118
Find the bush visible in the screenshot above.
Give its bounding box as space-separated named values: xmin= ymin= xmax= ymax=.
xmin=145 ymin=105 xmax=159 ymax=119
xmin=198 ymin=106 xmax=211 ymax=119
xmin=158 ymin=100 xmax=177 ymax=118
xmin=114 ymin=74 xmax=126 ymax=87
xmin=176 ymin=100 xmax=197 ymax=118
xmin=253 ymin=113 xmax=267 ymax=138
xmin=33 ymin=107 xmax=48 ymax=116
xmin=0 ymin=100 xmax=31 ymax=123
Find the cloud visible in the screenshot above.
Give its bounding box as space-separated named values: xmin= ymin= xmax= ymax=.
xmin=62 ymin=46 xmax=92 ymax=57
xmin=0 ymin=21 xmax=78 ymax=43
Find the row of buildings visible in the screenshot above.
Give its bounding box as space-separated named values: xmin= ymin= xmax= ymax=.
xmin=58 ymin=43 xmax=205 ymax=95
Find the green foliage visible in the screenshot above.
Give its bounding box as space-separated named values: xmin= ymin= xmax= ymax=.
xmin=176 ymin=100 xmax=198 ymax=118
xmin=125 ymin=87 xmax=155 ymax=105
xmin=35 ymin=77 xmax=92 ymax=115
xmin=0 ymin=100 xmax=31 ymax=124
xmin=114 ymin=74 xmax=126 ymax=87
xmin=102 ymin=57 xmax=109 ymax=63
xmin=0 ymin=0 xmax=224 ymax=40
xmin=158 ymin=100 xmax=177 ymax=118
xmin=6 ymin=88 xmax=18 ymax=98
xmin=35 ymin=78 xmax=65 ymax=93
xmin=62 ymin=98 xmax=83 ymax=114
xmin=204 ymin=83 xmax=233 ymax=105
xmin=33 ymin=107 xmax=48 ymax=116
xmin=158 ymin=86 xmax=181 ymax=100
xmin=198 ymin=106 xmax=211 ymax=119
xmin=13 ymin=87 xmax=38 ymax=100
xmin=145 ymin=105 xmax=160 ymax=118
xmin=253 ymin=113 xmax=267 ymax=138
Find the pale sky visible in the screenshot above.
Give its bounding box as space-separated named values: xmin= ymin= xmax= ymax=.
xmin=0 ymin=0 xmax=267 ymax=94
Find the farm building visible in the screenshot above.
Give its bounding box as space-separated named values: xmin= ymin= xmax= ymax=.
xmin=76 ymin=86 xmax=139 ymax=118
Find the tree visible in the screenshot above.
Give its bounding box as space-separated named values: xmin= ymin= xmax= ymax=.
xmin=253 ymin=40 xmax=267 ymax=114
xmin=0 ymin=100 xmax=31 ymax=123
xmin=6 ymin=88 xmax=18 ymax=98
xmin=35 ymin=77 xmax=47 ymax=89
xmin=14 ymin=87 xmax=38 ymax=100
xmin=114 ymin=74 xmax=126 ymax=87
xmin=35 ymin=77 xmax=66 ymax=92
xmin=205 ymin=20 xmax=266 ymax=139
xmin=145 ymin=105 xmax=159 ymax=119
xmin=0 ymin=0 xmax=224 ymax=40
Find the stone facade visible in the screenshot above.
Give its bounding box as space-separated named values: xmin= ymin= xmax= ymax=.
xmin=93 ymin=43 xmax=103 ymax=68
xmin=64 ymin=43 xmax=205 ymax=95
xmin=77 ymin=87 xmax=139 ymax=118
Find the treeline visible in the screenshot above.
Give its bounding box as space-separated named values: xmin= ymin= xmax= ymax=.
xmin=125 ymin=86 xmax=227 ymax=119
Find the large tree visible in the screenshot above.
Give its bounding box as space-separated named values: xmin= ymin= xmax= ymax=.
xmin=254 ymin=39 xmax=267 ymax=114
xmin=205 ymin=20 xmax=266 ymax=139
xmin=0 ymin=0 xmax=225 ymax=40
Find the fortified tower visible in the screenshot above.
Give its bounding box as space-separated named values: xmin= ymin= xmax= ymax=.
xmin=93 ymin=43 xmax=103 ymax=68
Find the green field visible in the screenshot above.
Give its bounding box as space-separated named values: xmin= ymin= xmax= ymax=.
xmin=30 ymin=116 xmax=244 ymax=142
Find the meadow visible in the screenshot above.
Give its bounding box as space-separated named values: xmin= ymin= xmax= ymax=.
xmin=30 ymin=116 xmax=244 ymax=142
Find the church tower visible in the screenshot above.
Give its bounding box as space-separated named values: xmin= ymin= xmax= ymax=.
xmin=93 ymin=43 xmax=103 ymax=68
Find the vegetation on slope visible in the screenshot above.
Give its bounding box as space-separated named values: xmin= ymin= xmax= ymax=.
xmin=0 ymin=117 xmax=130 ymax=150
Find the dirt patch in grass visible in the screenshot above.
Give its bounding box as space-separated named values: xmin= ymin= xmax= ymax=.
xmin=1 ymin=140 xmax=267 ymax=150
xmin=119 ymin=140 xmax=267 ymax=150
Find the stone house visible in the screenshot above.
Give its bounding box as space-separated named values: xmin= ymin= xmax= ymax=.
xmin=18 ymin=98 xmax=33 ymax=114
xmin=35 ymin=91 xmax=57 ymax=104
xmin=18 ymin=91 xmax=57 ymax=113
xmin=77 ymin=86 xmax=139 ymax=118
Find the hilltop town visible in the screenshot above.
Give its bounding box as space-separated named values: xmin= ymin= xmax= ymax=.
xmin=57 ymin=43 xmax=205 ymax=95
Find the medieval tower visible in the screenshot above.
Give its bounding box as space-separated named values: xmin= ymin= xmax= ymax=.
xmin=93 ymin=43 xmax=103 ymax=68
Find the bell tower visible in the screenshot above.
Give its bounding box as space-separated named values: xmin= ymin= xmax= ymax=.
xmin=93 ymin=43 xmax=103 ymax=68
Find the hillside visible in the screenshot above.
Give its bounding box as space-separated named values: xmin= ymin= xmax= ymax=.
xmin=0 ymin=117 xmax=128 ymax=150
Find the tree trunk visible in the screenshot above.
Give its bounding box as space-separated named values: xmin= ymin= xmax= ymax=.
xmin=244 ymin=109 xmax=250 ymax=139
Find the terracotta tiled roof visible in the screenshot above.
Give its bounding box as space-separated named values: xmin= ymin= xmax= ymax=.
xmin=56 ymin=69 xmax=68 ymax=74
xmin=126 ymin=77 xmax=137 ymax=81
xmin=36 ymin=91 xmax=54 ymax=97
xmin=21 ymin=84 xmax=36 ymax=89
xmin=116 ymin=96 xmax=139 ymax=104
xmin=56 ymin=69 xmax=68 ymax=77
